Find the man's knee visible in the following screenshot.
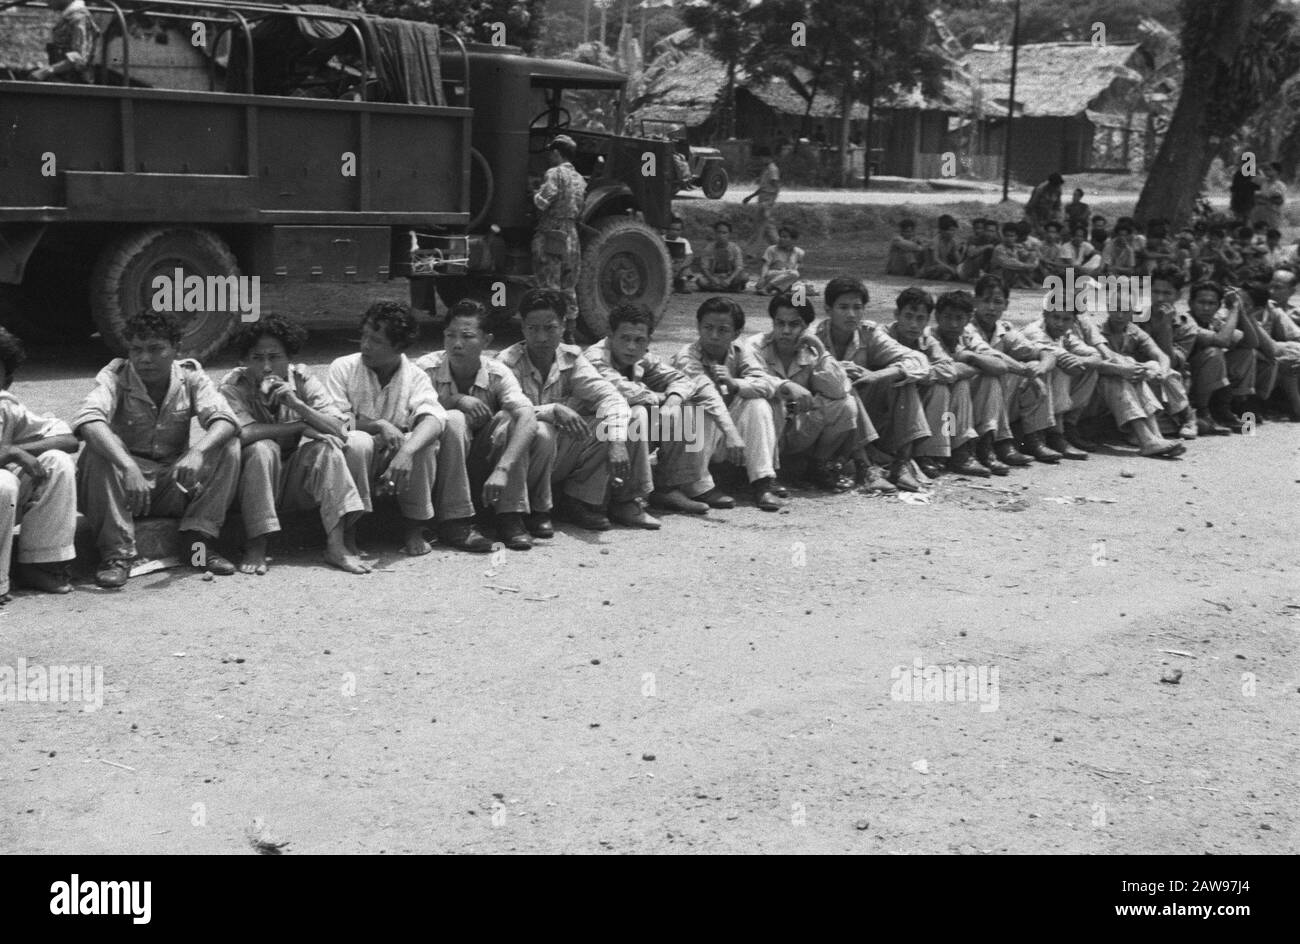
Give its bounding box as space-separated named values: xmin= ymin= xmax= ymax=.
xmin=241 ymin=438 xmax=280 ymax=470
xmin=0 ymin=468 xmax=18 ymax=504
xmin=37 ymin=449 xmax=77 ymax=480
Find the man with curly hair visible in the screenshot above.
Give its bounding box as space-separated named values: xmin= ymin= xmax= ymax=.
xmin=0 ymin=327 xmax=79 ymax=602
xmin=220 ymin=314 xmax=368 ymax=574
xmin=326 ymin=301 xmax=493 ymax=555
xmin=73 ymin=312 xmax=242 ymax=588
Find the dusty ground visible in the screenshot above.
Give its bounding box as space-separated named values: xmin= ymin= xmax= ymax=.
xmin=3 ymin=232 xmax=1299 ymax=855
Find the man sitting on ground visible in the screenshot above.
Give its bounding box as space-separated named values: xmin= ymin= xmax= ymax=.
xmin=0 ymin=327 xmax=78 ymax=602
xmin=497 ymin=289 xmax=642 ymax=531
xmin=415 ymin=300 xmax=544 ymax=550
xmin=73 ymin=312 xmax=241 ymax=588
xmin=326 ymin=301 xmax=493 ymax=556
xmin=671 ymin=297 xmax=785 ymax=512
xmin=221 ymin=314 xmax=368 ymax=574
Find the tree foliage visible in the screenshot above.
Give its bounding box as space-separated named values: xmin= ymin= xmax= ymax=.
xmin=357 ymin=0 xmax=544 ymax=50
xmin=1135 ymin=0 xmax=1300 ymax=224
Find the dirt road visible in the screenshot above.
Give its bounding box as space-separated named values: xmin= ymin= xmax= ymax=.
xmin=4 ymin=284 xmax=1299 ymax=853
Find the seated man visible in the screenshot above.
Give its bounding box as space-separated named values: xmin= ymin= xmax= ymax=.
xmin=585 ymin=301 xmax=716 ymax=514
xmin=1259 ymin=268 xmax=1300 ymax=419
xmin=755 ymin=226 xmax=807 ymax=295
xmin=958 ymin=218 xmax=998 ymax=282
xmin=664 ymin=216 xmax=695 ymax=294
xmin=1174 ymin=281 xmax=1260 ymax=434
xmin=416 ymin=300 xmax=543 ymax=551
xmin=885 ymin=219 xmax=926 ymax=277
xmin=693 ymin=221 xmax=749 ymax=293
xmin=221 ymin=315 xmax=368 ymax=574
xmin=1101 ymin=220 xmax=1141 ymax=277
xmin=1238 ymin=279 xmax=1300 ymax=422
xmin=1023 ymin=307 xmax=1183 ymax=458
xmin=671 ymin=296 xmax=784 ymax=511
xmin=989 ymin=222 xmax=1039 ymax=289
xmin=813 ymin=277 xmax=928 ymax=492
xmin=883 ymin=287 xmax=985 ymax=479
xmin=0 ymin=327 xmax=78 ymax=601
xmin=1098 ymin=301 xmax=1197 ymax=441
xmin=918 ymin=215 xmax=964 ymax=282
xmin=747 ymin=293 xmax=859 ymax=491
xmin=73 ymin=312 xmax=241 ymax=588
xmin=1035 ymin=221 xmax=1070 ymax=280
xmin=930 ymin=290 xmax=1025 ymax=475
xmin=326 ymin=301 xmax=493 ymax=556
xmin=969 ymin=276 xmax=1059 ymax=464
xmin=496 ymin=288 xmax=643 ymax=531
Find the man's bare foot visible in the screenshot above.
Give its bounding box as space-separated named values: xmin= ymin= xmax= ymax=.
xmin=324 ymin=547 xmax=372 ymax=574
xmin=402 ymin=522 xmax=432 ymax=556
xmin=240 ymin=537 xmax=269 ymax=575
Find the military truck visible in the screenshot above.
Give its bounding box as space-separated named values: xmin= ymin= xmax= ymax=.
xmin=0 ymin=0 xmax=674 ymax=356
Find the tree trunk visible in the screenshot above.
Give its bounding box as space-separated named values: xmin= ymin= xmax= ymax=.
xmin=723 ymin=58 xmax=737 ymax=140
xmin=838 ymin=85 xmax=852 ymax=187
xmin=1133 ymin=0 xmax=1283 ymax=226
xmin=1133 ymin=64 xmax=1220 ymax=225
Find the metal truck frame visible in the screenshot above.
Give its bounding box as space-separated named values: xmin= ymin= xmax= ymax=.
xmin=0 ymin=0 xmax=674 ymax=357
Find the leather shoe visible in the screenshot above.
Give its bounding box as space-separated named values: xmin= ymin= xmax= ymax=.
xmin=916 ymin=456 xmax=945 ymax=479
xmin=524 ymin=512 xmax=554 ymax=539
xmin=685 ymin=487 xmax=736 ymax=510
xmin=1020 ymin=431 xmax=1061 ymax=463
xmin=890 ymin=460 xmax=921 ymax=493
xmin=1045 ymin=429 xmax=1089 ymax=460
xmin=947 ymin=447 xmax=991 ymax=478
xmin=495 ymin=513 xmax=532 ymax=551
xmin=974 ymin=439 xmax=1011 ymax=476
xmin=649 ymin=488 xmax=709 ymax=514
xmin=1064 ymin=424 xmax=1099 ymax=452
xmin=993 ymin=439 xmax=1032 ymax=467
xmin=857 ymin=463 xmax=897 ymax=493
xmin=95 ymin=557 xmax=131 ymax=589
xmin=751 ymin=478 xmax=783 ymax=511
xmin=1196 ymin=410 xmax=1231 ymax=436
xmin=558 ymin=498 xmax=612 ymax=531
xmin=17 ymin=562 xmax=72 ymax=594
xmin=609 ymin=500 xmax=661 ymax=530
xmin=438 ymin=518 xmax=495 ymax=552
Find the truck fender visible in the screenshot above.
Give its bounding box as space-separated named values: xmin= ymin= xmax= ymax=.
xmin=580 ymin=184 xmax=636 ymax=229
xmin=0 ymin=224 xmax=48 ymax=285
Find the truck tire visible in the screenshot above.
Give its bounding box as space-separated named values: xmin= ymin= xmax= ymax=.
xmin=576 ymin=216 xmax=671 ymax=339
xmin=700 ymin=164 xmax=729 ymax=199
xmin=91 ymin=227 xmax=242 ymax=361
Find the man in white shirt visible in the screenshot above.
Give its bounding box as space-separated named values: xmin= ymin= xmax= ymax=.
xmin=326 ymin=302 xmax=493 ymax=555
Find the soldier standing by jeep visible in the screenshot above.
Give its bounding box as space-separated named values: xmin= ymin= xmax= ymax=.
xmin=30 ymin=0 xmax=99 ymax=83
xmin=533 ymin=135 xmax=587 ymax=343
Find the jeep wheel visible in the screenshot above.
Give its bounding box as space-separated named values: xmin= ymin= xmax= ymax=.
xmin=700 ymin=164 xmax=729 ymax=200
xmin=576 ymin=217 xmax=671 ymax=339
xmin=91 ymin=227 xmax=243 ymax=361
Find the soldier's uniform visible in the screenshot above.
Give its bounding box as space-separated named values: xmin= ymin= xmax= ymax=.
xmin=43 ymin=0 xmax=99 ymax=83
xmin=532 ymin=135 xmax=587 ymax=327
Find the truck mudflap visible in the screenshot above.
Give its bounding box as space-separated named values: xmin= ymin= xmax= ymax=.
xmin=0 ymin=223 xmax=47 ymax=284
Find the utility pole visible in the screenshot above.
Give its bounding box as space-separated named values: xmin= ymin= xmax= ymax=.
xmin=584 ymin=0 xmax=591 ymax=45
xmin=1001 ymin=0 xmax=1021 ymax=202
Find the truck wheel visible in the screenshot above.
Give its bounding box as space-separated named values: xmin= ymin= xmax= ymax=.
xmin=91 ymin=227 xmax=242 ymax=361
xmin=700 ymin=164 xmax=729 ymax=199
xmin=576 ymin=217 xmax=671 ymax=339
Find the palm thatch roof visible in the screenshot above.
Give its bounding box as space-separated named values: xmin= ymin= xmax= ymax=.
xmin=0 ymin=8 xmax=58 ymax=72
xmin=960 ymin=42 xmax=1151 ymax=119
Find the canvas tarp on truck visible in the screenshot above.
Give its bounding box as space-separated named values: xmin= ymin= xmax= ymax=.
xmin=227 ymin=4 xmax=443 ymax=105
